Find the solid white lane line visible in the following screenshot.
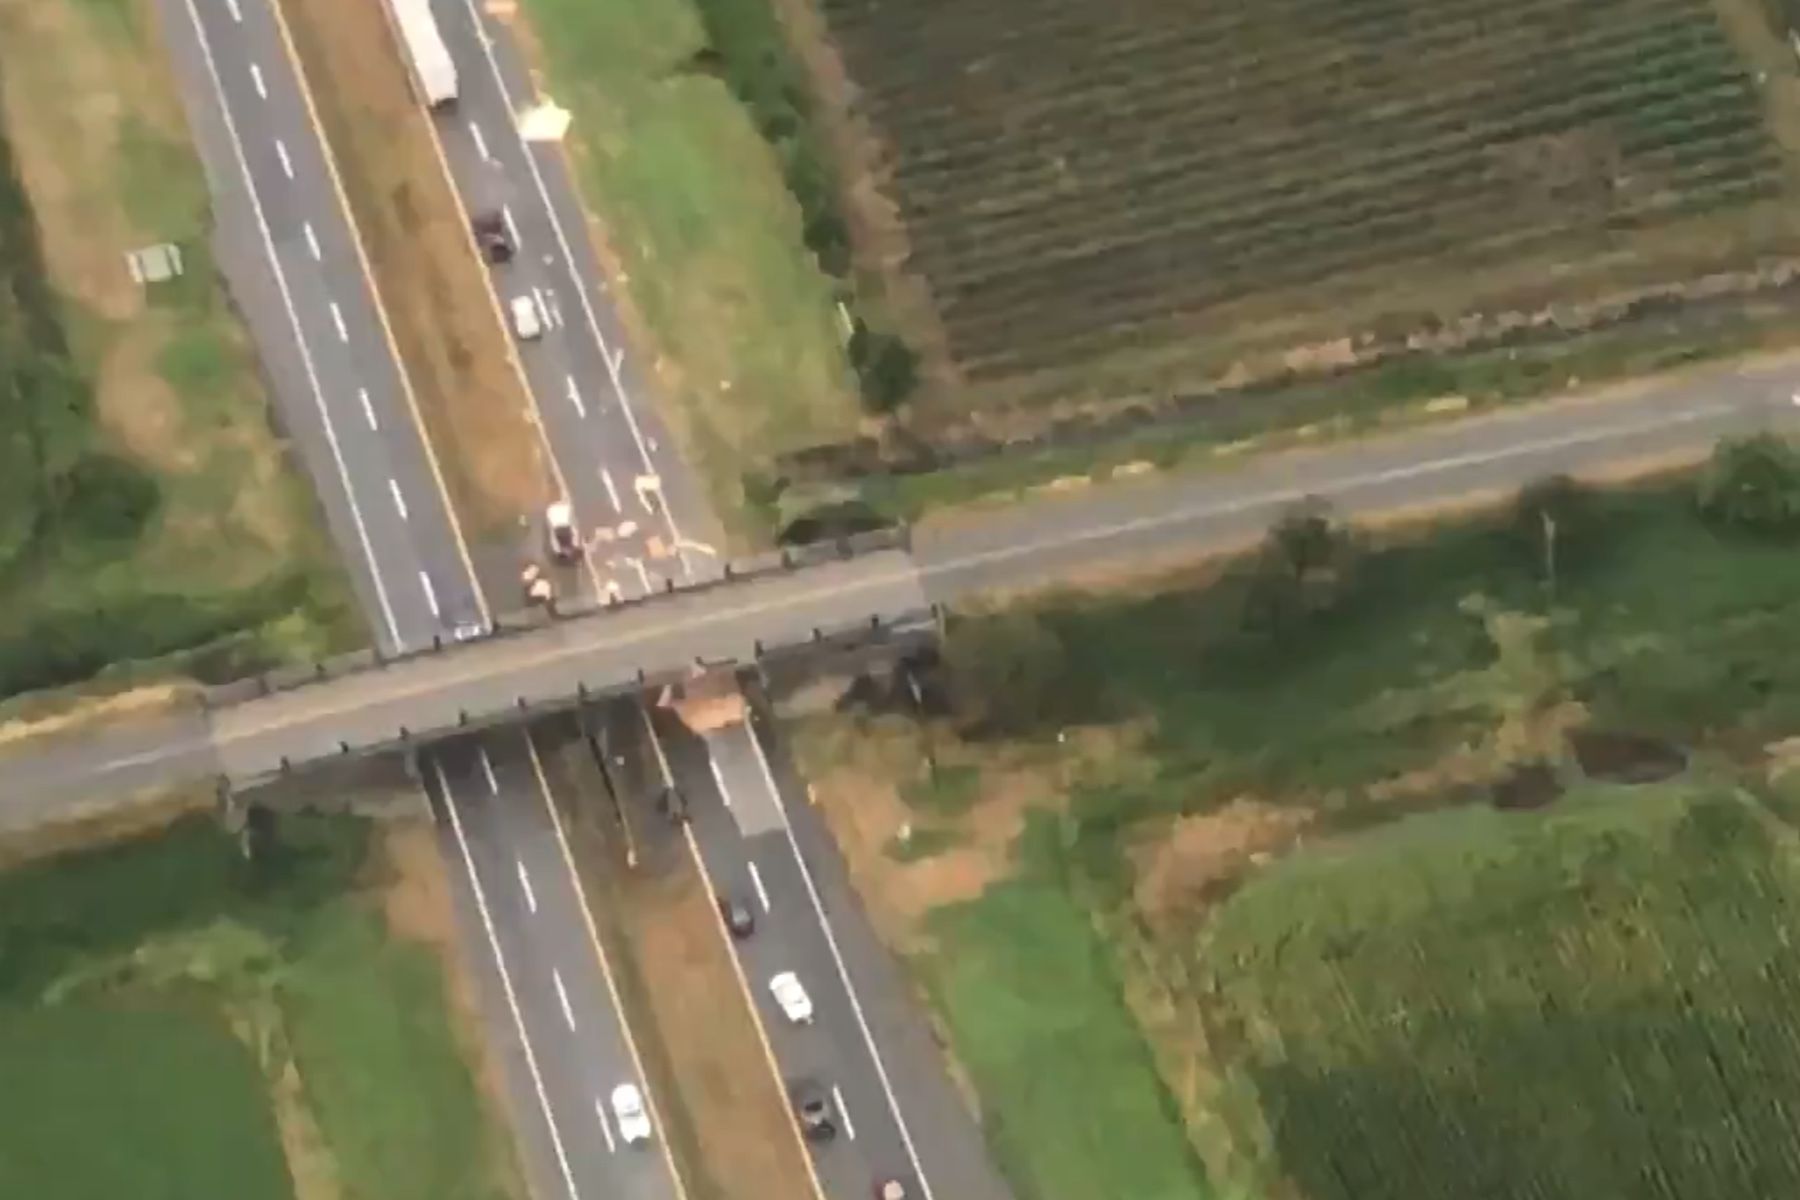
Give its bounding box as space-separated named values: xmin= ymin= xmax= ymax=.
xmin=708 ymin=754 xmax=731 ymax=809
xmin=479 ymin=746 xmax=499 ymax=794
xmin=275 ymin=138 xmax=294 ymax=178
xmin=419 ymin=570 xmax=440 ymax=618
xmin=745 ymin=723 xmax=935 ymax=1197
xmin=833 ymin=1085 xmax=856 ymax=1141
xmin=552 ymin=968 xmax=577 ymax=1031
xmin=748 ymin=861 xmax=770 ymax=912
xmin=177 ymin=0 xmax=401 ymax=648
xmin=468 ymin=119 xmax=490 ymax=162
xmin=303 ymin=222 xmax=321 ymax=260
xmin=388 ymin=478 xmax=410 ymax=521
xmin=250 ymin=63 xmax=267 ymax=99
xmin=631 ymin=558 xmax=652 ymax=592
xmin=566 ymin=374 xmax=585 ymax=417
xmin=517 ymin=860 xmax=537 ymax=913
xmin=451 ymin=0 xmax=685 ymax=554
xmin=431 ymin=762 xmax=584 ymax=1200
xmin=594 ymin=1097 xmax=617 ymax=1154
xmin=600 ymin=467 xmax=620 ymax=511
xmin=502 ymin=204 xmax=521 ymax=250
xmin=225 ymin=0 xmax=241 ymax=21
xmin=330 ymin=302 xmax=348 ymax=342
xmin=357 ymin=387 xmax=379 ymax=430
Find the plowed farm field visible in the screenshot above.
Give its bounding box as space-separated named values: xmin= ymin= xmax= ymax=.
xmin=822 ymin=0 xmax=1800 ymax=407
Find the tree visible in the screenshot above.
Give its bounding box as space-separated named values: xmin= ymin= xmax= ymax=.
xmin=848 ymin=323 xmax=919 ymax=414
xmin=1697 ymin=434 xmax=1800 ymax=536
xmin=1243 ymin=497 xmax=1355 ymax=633
xmin=942 ymin=609 xmax=1067 ymax=736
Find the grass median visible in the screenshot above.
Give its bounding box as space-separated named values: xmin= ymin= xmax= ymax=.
xmin=274 ymin=0 xmax=551 ymax=548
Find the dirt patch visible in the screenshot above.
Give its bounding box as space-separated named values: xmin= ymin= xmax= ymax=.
xmin=263 ymin=1046 xmax=345 ymax=1200
xmin=276 ymin=0 xmax=550 ymax=542
xmin=1571 ymin=730 xmax=1689 ymax=784
xmin=1130 ymin=800 xmax=1314 ymax=929
xmin=1493 ymin=761 xmax=1563 ymax=810
xmin=375 ymin=817 xmax=522 ymax=1190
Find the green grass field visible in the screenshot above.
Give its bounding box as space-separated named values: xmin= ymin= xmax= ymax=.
xmin=918 ymin=818 xmax=1212 ymax=1200
xmin=1193 ymin=784 xmax=1800 ymax=1200
xmin=0 ymin=813 xmax=521 ymax=1200
xmin=515 ymin=0 xmax=862 ymax=539
xmin=0 ymin=0 xmax=361 ymax=702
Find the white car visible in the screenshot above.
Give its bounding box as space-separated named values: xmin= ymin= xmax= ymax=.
xmin=510 ymin=293 xmax=543 ymax=341
xmin=769 ymin=971 xmax=814 ymax=1024
xmin=545 ymin=500 xmax=579 ymax=561
xmin=610 ymin=1082 xmax=652 ymax=1145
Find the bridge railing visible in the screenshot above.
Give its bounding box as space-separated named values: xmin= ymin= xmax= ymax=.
xmin=199 ymin=526 xmax=914 ymax=712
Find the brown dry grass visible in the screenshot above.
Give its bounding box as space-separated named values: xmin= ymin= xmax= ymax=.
xmin=275 ymin=0 xmax=551 ymax=542
xmin=0 ymin=0 xmax=327 ymax=578
xmin=375 ymin=816 xmax=525 ymax=1195
xmin=542 ymin=734 xmax=813 ymax=1200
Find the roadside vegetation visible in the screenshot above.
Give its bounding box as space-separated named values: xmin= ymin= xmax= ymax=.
xmin=510 ymin=0 xmax=865 ymax=538
xmin=792 ymin=436 xmax=1800 ymax=1200
xmin=0 ymin=0 xmax=361 ymax=702
xmin=0 ymin=809 xmax=525 ymax=1200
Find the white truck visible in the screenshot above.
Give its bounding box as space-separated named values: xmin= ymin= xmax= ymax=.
xmin=392 ymin=0 xmax=457 ymax=109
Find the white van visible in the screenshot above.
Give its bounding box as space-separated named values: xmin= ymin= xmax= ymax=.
xmin=510 ymin=294 xmax=543 ymax=341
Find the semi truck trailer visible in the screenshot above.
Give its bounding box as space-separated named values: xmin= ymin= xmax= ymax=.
xmin=391 ymin=0 xmax=457 ymax=108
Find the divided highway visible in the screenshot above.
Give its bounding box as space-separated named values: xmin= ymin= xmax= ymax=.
xmin=156 ymin=1 xmax=686 ymax=1198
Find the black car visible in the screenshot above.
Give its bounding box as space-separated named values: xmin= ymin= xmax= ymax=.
xmin=790 ymin=1078 xmax=836 ymax=1141
xmin=471 ymin=210 xmax=515 ymax=264
xmin=719 ymin=895 xmax=755 ymax=939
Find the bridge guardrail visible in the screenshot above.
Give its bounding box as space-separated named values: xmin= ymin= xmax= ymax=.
xmin=200 ymin=526 xmax=914 ymax=712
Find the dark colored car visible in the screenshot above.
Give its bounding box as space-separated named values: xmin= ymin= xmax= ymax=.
xmin=719 ymin=895 xmax=755 ymax=939
xmin=790 ymin=1078 xmax=836 ymax=1142
xmin=471 ymin=209 xmax=514 ymax=264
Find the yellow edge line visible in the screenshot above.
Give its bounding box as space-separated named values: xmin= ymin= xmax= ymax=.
xmin=264 ymin=0 xmax=491 ymax=625
xmin=523 ymin=728 xmax=693 ymax=1200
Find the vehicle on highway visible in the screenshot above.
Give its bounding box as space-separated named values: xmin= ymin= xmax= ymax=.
xmin=610 ymin=1082 xmax=652 ymax=1145
xmin=790 ymin=1078 xmax=836 ymax=1141
xmin=392 ymin=0 xmax=457 ymax=108
xmin=546 ymin=501 xmax=580 ymax=562
xmin=471 ymin=210 xmax=514 ymax=264
xmin=875 ymin=1181 xmax=908 ymax=1200
xmin=770 ymin=971 xmax=814 ymax=1024
xmin=720 ymin=894 xmax=755 ymax=939
xmin=510 ymin=293 xmax=543 ymax=341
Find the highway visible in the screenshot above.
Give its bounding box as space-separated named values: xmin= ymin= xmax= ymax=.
xmin=155 ymin=2 xmax=688 ymax=1199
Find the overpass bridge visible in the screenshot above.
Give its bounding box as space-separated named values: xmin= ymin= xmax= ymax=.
xmin=201 ymin=533 xmax=932 ymax=788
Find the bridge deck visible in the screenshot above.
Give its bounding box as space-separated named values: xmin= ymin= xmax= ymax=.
xmin=207 ymin=550 xmax=927 ymax=784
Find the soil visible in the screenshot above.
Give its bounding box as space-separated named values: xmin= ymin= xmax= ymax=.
xmin=375 ymin=820 xmax=527 ymax=1200
xmin=1130 ymin=799 xmax=1313 ymax=929
xmin=276 ymin=0 xmax=551 ymax=542
xmin=1492 ymin=761 xmax=1563 ymax=811
xmin=1570 ymin=730 xmax=1688 ymax=784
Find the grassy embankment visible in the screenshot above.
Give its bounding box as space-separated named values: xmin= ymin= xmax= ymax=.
xmin=510 ymin=0 xmax=864 ymax=540
xmin=0 ymin=810 xmax=525 ymax=1200
xmin=794 ymin=473 xmax=1800 ymax=1200
xmin=0 ymin=0 xmax=362 ymax=704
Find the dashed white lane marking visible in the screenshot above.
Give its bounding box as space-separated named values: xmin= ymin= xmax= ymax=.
xmin=330 ymin=302 xmax=348 ymax=342
xmin=594 ymin=1097 xmax=616 ymax=1154
xmin=600 ymin=467 xmax=620 ymax=511
xmin=479 ymin=746 xmax=498 ymax=794
xmin=517 ymin=860 xmax=537 ymax=914
xmin=566 ymin=373 xmax=585 ymax=417
xmin=748 ymin=861 xmax=770 ymax=912
xmin=419 ymin=570 xmax=440 ymax=618
xmin=552 ymin=968 xmax=577 ymax=1031
xmin=502 ymin=204 xmax=521 ymax=250
xmin=302 ymin=222 xmax=321 ymax=260
xmin=357 ymin=387 xmax=379 ymax=430
xmin=250 ymin=63 xmax=266 ymax=99
xmin=274 ymin=138 xmax=293 ymax=178
xmin=834 ymin=1085 xmax=856 ymax=1141
xmin=468 ymin=119 xmax=490 ymax=162
xmin=225 ymin=0 xmax=241 ymax=21
xmin=388 ymin=478 xmax=410 ymax=521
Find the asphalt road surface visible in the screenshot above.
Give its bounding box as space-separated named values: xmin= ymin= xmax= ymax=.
xmin=153 ymin=3 xmax=684 ymax=1199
